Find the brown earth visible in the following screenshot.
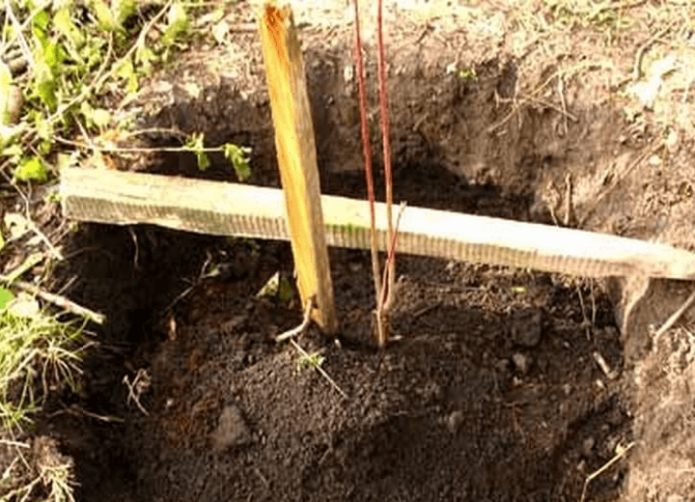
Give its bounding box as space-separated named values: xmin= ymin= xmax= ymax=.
xmin=8 ymin=1 xmax=695 ymax=501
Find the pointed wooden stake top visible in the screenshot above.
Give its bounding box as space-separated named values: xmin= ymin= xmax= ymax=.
xmin=259 ymin=2 xmax=338 ymax=334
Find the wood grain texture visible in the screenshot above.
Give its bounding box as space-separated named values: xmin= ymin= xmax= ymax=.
xmin=61 ymin=167 xmax=695 ymax=282
xmin=259 ymin=3 xmax=337 ymax=333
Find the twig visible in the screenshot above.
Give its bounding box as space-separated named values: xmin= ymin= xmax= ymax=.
xmin=123 ymin=369 xmax=151 ymax=416
xmin=352 ymin=0 xmax=382 ymax=305
xmin=54 ymin=136 xmax=233 ymax=154
xmin=47 ymin=405 xmax=124 ymax=423
xmin=289 ymin=339 xmax=347 ymax=399
xmin=558 ymin=76 xmax=569 ymax=136
xmin=576 ymin=283 xmax=592 ymax=341
xmin=376 ymin=0 xmax=396 ymax=316
xmin=631 ymin=21 xmax=676 ymax=81
xmin=654 ymin=287 xmax=695 ymax=343
xmin=375 ymin=202 xmax=407 ymax=347
xmin=5 ymin=280 xmax=105 ymax=324
xmin=276 ymin=296 xmax=314 ymax=342
xmin=3 ymin=0 xmax=35 ymax=70
xmin=580 ymin=441 xmax=635 ymax=502
xmin=27 ymin=217 xmax=64 ymax=261
xmin=0 ymin=439 xmax=29 ymax=448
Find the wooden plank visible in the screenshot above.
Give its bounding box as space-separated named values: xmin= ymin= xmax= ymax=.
xmin=258 ymin=3 xmax=337 ymax=333
xmin=61 ymin=167 xmax=695 ymax=282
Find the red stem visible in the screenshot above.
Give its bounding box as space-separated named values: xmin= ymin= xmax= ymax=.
xmin=376 ymin=0 xmax=395 ymax=306
xmin=352 ymin=0 xmax=382 ymax=302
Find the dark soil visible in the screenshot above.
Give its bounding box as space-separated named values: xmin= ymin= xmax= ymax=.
xmin=45 ymin=153 xmax=633 ymax=502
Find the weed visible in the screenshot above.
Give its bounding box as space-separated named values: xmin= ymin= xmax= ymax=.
xmin=0 ymin=1 xmax=251 ymax=185
xmin=296 ymin=351 xmax=325 ymax=372
xmin=0 ymin=303 xmax=85 ymax=433
xmin=458 ymin=67 xmax=477 ymax=83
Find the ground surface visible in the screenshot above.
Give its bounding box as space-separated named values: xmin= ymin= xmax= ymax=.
xmin=57 ymin=165 xmax=632 ymax=502
xmin=4 ymin=0 xmax=695 ymax=501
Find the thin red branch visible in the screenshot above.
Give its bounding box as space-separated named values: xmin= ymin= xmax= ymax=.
xmin=352 ymin=0 xmax=382 ymax=303
xmin=376 ymin=0 xmax=395 ymax=309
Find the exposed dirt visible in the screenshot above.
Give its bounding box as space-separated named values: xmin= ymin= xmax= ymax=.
xmin=53 ymin=193 xmax=632 ymax=502
xmin=8 ymin=1 xmax=695 ymax=501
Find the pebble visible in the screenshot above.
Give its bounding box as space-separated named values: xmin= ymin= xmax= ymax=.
xmin=446 ymin=410 xmax=464 ymax=434
xmin=495 ymin=358 xmax=511 ymax=374
xmin=512 ymin=353 xmax=531 ymax=375
xmin=511 ymin=309 xmax=543 ymax=348
xmin=210 ymin=404 xmax=251 ymax=452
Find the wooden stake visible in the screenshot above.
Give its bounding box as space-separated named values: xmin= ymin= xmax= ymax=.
xmin=259 ymin=3 xmax=338 ymax=334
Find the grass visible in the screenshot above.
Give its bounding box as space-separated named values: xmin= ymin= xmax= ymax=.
xmin=1 ymin=3 xmax=253 ymax=498
xmin=1 ymin=0 xmax=251 ymax=185
xmin=0 ymin=296 xmax=85 ymax=501
xmin=0 ymin=301 xmax=86 ymax=433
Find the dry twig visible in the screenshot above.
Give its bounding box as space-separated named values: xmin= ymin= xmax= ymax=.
xmin=289 ymin=339 xmax=347 ymax=399
xmin=654 ymin=287 xmax=695 ymax=344
xmin=7 ymin=280 xmax=105 ymax=324
xmin=123 ymin=369 xmax=151 ymax=416
xmin=276 ymin=296 xmax=314 ymax=342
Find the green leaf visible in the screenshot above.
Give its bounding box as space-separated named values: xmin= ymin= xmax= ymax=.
xmin=135 ymin=44 xmax=157 ymax=72
xmin=1 ymin=144 xmax=22 ymax=160
xmin=33 ymin=112 xmax=53 ymax=141
xmin=32 ymin=10 xmax=50 ymax=30
xmin=114 ymin=0 xmax=137 ymax=27
xmin=36 ymin=77 xmax=57 ymax=109
xmin=162 ymin=3 xmax=190 ymax=47
xmin=14 ymin=157 xmax=48 ymax=183
xmin=54 ymin=8 xmax=85 ymax=48
xmin=223 ymin=144 xmax=252 ymax=181
xmin=44 ymin=42 xmax=66 ymax=70
xmin=257 ymin=272 xmax=280 ymax=298
xmin=186 ymin=133 xmax=211 ymax=171
xmin=278 ymin=277 xmax=295 ymax=304
xmin=38 ymin=140 xmax=52 ymax=156
xmin=0 ymin=62 xmax=13 ymax=125
xmin=92 ymin=109 xmax=111 ymax=129
xmin=196 ymin=151 xmax=210 ymax=171
xmin=115 ymin=58 xmax=138 ymax=93
xmin=91 ymin=0 xmax=117 ymax=31
xmin=0 ymin=288 xmax=14 ymax=310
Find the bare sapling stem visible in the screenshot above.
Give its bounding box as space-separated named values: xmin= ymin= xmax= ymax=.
xmin=352 ymin=0 xmax=382 ymax=305
xmin=376 ymin=0 xmax=396 ymax=314
xmin=375 ymin=202 xmax=406 ymax=345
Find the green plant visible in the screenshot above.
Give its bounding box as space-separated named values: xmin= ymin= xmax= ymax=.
xmin=0 ymin=297 xmax=85 ymax=432
xmin=296 ymin=350 xmax=325 ymax=372
xmin=458 ymin=67 xmax=477 ymax=83
xmin=0 ymin=1 xmax=251 ymax=185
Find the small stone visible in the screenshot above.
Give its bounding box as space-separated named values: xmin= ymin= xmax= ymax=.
xmin=495 ymin=358 xmax=511 ymax=373
xmin=446 ymin=410 xmax=464 ymax=434
xmin=582 ymin=437 xmax=595 ymax=457
xmin=211 ymin=405 xmax=251 ymax=452
xmin=562 ymin=384 xmax=572 ymax=396
xmin=648 ymin=154 xmax=662 ymax=167
xmin=512 ymin=353 xmax=531 ymax=375
xmin=349 ymin=261 xmax=362 ymax=273
xmin=511 ymin=309 xmax=543 ymax=348
xmin=666 ymin=495 xmax=685 ymax=502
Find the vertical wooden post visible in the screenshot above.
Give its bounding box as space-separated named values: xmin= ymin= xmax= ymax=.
xmin=259 ymin=2 xmax=338 ymax=334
